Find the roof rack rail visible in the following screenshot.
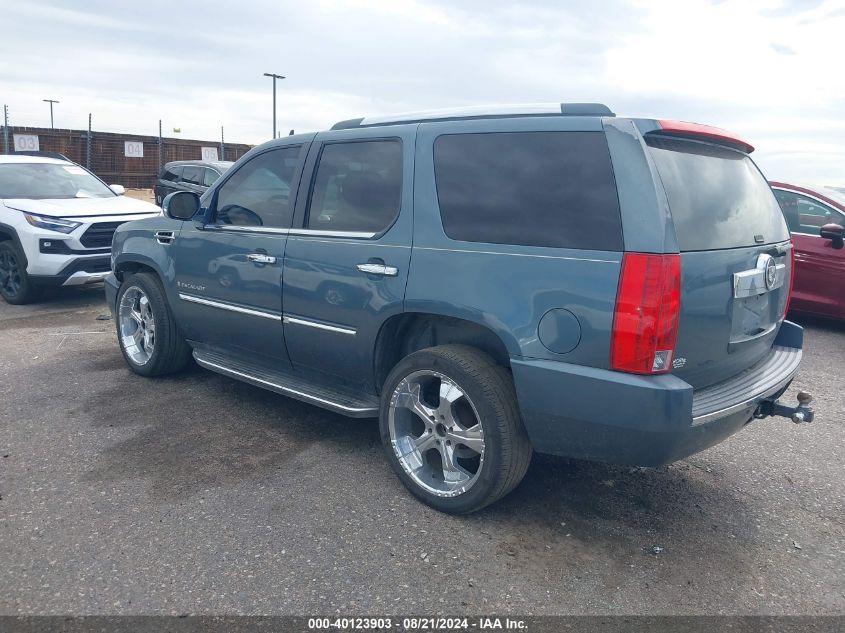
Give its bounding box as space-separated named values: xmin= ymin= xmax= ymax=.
xmin=331 ymin=102 xmax=615 ymax=130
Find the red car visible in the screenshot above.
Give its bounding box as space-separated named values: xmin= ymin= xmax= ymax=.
xmin=770 ymin=182 xmax=845 ymax=319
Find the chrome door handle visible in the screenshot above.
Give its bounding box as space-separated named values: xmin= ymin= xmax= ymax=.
xmin=356 ymin=263 xmax=398 ymax=277
xmin=247 ymin=253 xmax=276 ymax=264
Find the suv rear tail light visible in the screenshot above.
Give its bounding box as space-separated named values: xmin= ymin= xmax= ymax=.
xmin=785 ymin=242 xmax=795 ymax=317
xmin=611 ymin=253 xmax=681 ymax=375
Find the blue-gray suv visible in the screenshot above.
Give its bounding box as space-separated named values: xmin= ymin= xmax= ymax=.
xmin=105 ymin=103 xmax=813 ymax=513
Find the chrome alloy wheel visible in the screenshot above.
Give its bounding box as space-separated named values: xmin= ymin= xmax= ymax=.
xmin=388 ymin=370 xmax=486 ymax=498
xmin=118 ymin=286 xmax=156 ymax=365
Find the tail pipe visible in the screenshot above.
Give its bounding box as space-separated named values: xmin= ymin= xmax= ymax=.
xmin=755 ymin=391 xmax=814 ymax=424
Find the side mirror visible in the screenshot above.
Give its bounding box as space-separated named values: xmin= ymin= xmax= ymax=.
xmin=162 ymin=191 xmax=200 ymax=220
xmin=820 ymin=223 xmax=845 ymax=249
xmin=109 ymin=184 xmax=126 ymax=195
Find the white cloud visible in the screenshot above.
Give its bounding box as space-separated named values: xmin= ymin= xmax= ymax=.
xmin=1 ymin=0 xmax=843 ymax=183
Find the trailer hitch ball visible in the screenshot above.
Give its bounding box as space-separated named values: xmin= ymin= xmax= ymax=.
xmin=759 ymin=391 xmax=815 ymax=424
xmin=792 ymin=392 xmax=814 ymax=424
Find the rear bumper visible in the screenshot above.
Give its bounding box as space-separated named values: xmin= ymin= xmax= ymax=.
xmin=512 ymin=321 xmax=803 ymax=466
xmin=29 ymin=256 xmax=112 ymax=288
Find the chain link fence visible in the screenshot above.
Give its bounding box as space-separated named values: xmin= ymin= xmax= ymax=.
xmin=1 ymin=119 xmax=254 ymax=189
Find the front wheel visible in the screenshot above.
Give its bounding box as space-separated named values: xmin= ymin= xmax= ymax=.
xmin=379 ymin=345 xmax=532 ymax=514
xmin=115 ymin=272 xmax=191 ymax=376
xmin=0 ymin=241 xmax=40 ymax=305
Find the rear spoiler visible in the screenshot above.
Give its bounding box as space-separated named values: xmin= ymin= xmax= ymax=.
xmin=644 ymin=120 xmax=754 ymax=154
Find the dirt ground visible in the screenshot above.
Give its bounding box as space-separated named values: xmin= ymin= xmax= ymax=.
xmin=1 ymin=288 xmax=843 ymax=615
xmin=124 ymin=188 xmax=156 ymax=205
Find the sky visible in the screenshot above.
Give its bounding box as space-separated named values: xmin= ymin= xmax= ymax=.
xmin=2 ymin=0 xmax=844 ymax=184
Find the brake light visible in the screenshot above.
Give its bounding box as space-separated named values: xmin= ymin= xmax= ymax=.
xmin=784 ymin=243 xmax=795 ymax=317
xmin=611 ymin=253 xmax=681 ymax=374
xmin=656 ymin=120 xmax=755 ymax=153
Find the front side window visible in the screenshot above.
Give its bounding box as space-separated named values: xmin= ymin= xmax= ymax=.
xmin=433 ymin=131 xmax=623 ymax=250
xmin=182 ymin=166 xmax=202 ymax=185
xmin=213 ymin=146 xmax=302 ymax=228
xmin=0 ymin=162 xmax=115 ymax=199
xmin=774 ymin=189 xmax=845 ymax=235
xmin=306 ymin=140 xmax=402 ymax=233
xmin=162 ymin=165 xmax=181 ymax=182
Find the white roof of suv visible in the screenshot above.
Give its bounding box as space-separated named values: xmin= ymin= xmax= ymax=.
xmin=0 ymin=154 xmax=71 ymax=165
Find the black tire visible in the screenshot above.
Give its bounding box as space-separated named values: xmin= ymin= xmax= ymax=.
xmin=0 ymin=241 xmax=41 ymax=305
xmin=115 ymin=272 xmax=191 ymax=376
xmin=379 ymin=344 xmax=532 ymax=514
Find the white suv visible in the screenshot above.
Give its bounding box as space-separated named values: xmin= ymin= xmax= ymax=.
xmin=0 ymin=154 xmax=161 ymax=304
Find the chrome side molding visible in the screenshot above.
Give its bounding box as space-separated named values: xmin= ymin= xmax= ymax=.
xmin=178 ymin=293 xmax=282 ymax=320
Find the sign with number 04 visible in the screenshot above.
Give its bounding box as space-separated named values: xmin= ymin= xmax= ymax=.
xmin=14 ymin=135 xmax=40 ymax=152
xmin=124 ymin=141 xmax=144 ymax=158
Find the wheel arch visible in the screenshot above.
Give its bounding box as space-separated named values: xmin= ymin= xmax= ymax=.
xmin=113 ymin=254 xmax=164 ymax=283
xmin=0 ymin=222 xmax=28 ymax=268
xmin=373 ymin=312 xmax=514 ymax=394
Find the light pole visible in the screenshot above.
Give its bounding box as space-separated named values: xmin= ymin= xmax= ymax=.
xmin=43 ymin=99 xmax=59 ymax=128
xmin=263 ymin=73 xmax=285 ymax=139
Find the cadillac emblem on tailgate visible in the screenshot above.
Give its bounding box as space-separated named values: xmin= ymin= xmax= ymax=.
xmin=764 ymin=255 xmax=778 ymax=290
xmin=733 ymin=253 xmax=786 ymax=298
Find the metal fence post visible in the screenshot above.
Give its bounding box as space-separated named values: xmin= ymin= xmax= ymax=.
xmin=158 ymin=119 xmax=162 ymax=172
xmin=3 ymin=105 xmax=9 ymax=154
xmin=86 ymin=113 xmax=92 ymax=168
xmin=220 ymin=126 xmax=225 ymax=161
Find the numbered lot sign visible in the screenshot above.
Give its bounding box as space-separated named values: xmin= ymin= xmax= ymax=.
xmin=124 ymin=141 xmax=144 ymax=158
xmin=14 ymin=134 xmax=40 ymax=152
xmin=201 ymin=147 xmax=219 ymax=161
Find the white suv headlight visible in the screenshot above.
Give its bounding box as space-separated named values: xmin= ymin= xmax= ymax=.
xmin=23 ymin=212 xmax=82 ymax=234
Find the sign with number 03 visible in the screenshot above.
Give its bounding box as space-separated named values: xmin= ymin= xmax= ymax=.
xmin=14 ymin=135 xmax=40 ymax=152
xmin=201 ymin=147 xmax=219 ymax=161
xmin=124 ymin=141 xmax=144 ymax=158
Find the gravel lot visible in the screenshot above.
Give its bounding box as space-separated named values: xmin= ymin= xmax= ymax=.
xmin=1 ymin=287 xmax=843 ymax=615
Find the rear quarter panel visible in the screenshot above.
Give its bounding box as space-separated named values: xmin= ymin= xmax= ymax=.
xmin=407 ymin=117 xmax=623 ymax=367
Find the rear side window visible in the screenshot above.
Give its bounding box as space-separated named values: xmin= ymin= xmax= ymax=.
xmin=182 ymin=166 xmax=202 ymax=185
xmin=202 ymin=168 xmax=220 ymax=187
xmin=161 ymin=165 xmax=181 ymax=181
xmin=433 ymin=131 xmax=622 ymax=250
xmin=646 ymin=137 xmax=789 ymax=251
xmin=307 ymin=140 xmax=402 ymax=233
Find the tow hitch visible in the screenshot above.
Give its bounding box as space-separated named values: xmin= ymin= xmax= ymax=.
xmin=755 ymin=391 xmax=815 ymax=424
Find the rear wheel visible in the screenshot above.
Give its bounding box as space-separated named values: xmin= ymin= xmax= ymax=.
xmin=0 ymin=241 xmax=40 ymax=305
xmin=116 ymin=272 xmax=191 ymax=376
xmin=379 ymin=345 xmax=532 ymax=514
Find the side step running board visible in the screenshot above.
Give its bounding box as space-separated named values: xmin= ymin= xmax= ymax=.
xmin=192 ymin=348 xmax=380 ymax=418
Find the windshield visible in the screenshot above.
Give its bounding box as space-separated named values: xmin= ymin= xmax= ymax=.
xmin=0 ymin=163 xmax=115 ymax=199
xmin=646 ymin=137 xmax=789 ymax=251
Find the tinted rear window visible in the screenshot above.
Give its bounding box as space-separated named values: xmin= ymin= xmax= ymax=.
xmin=433 ymin=131 xmax=622 ymax=251
xmin=646 ymin=137 xmax=789 ymax=251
